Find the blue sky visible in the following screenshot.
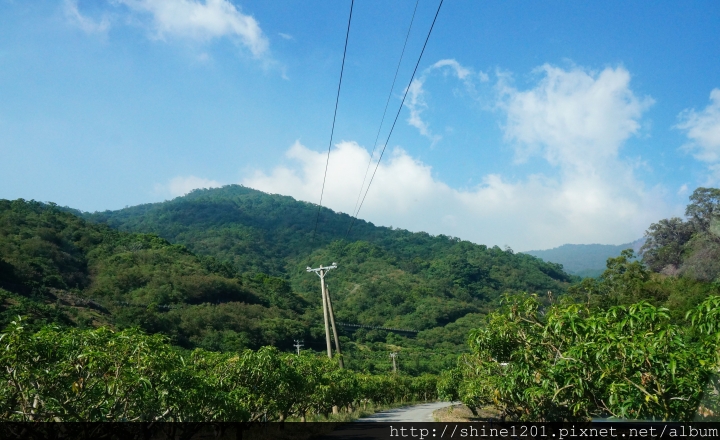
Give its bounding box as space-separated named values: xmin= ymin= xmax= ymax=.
xmin=1 ymin=0 xmax=719 ymax=251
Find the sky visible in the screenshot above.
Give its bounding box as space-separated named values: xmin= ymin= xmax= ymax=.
xmin=1 ymin=0 xmax=720 ymax=251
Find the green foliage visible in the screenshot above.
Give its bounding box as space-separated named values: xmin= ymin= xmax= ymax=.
xmin=0 ymin=288 xmax=73 ymax=331
xmin=76 ymin=186 xmax=573 ymax=358
xmin=567 ymin=249 xmax=719 ymax=321
xmin=641 ymin=187 xmax=720 ymax=281
xmin=1 ymin=319 xmax=212 ymax=421
xmin=641 ymin=218 xmax=695 ymax=273
xmin=1 ymin=189 xmax=575 ymax=362
xmin=0 ymin=321 xmax=438 ymax=421
xmin=0 ymin=199 xmax=313 ymax=351
xmin=686 ymin=187 xmax=720 ymax=231
xmin=455 ymin=293 xmax=720 ymax=421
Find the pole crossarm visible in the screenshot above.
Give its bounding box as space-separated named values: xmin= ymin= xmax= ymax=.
xmin=306 ymin=263 xmax=338 ymax=276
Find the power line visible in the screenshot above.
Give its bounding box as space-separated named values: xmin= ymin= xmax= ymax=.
xmin=349 ymin=0 xmax=420 ymax=222
xmin=345 ymin=0 xmax=444 ymax=239
xmin=312 ymin=0 xmax=355 ymax=243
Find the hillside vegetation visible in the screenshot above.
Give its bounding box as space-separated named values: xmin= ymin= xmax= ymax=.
xmin=0 ymin=199 xmax=313 ymax=352
xmin=1 ymin=191 xmax=572 ymax=374
xmin=442 ymin=188 xmax=720 ymax=421
xmin=83 ymin=186 xmax=572 ymax=336
xmin=2 ymin=187 xmax=720 ymax=421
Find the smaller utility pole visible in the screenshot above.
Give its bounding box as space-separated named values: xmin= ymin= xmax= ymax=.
xmin=293 ymin=339 xmax=304 ymax=355
xmin=390 ymin=352 xmax=398 ymax=373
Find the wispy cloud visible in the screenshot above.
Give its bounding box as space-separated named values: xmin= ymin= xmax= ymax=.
xmin=114 ymin=0 xmax=269 ymax=57
xmin=676 ymin=88 xmax=720 ymax=183
xmin=66 ymin=0 xmax=270 ymax=59
xmin=156 ymin=175 xmax=223 ymax=198
xmin=404 ymin=59 xmax=479 ymax=144
xmin=64 ymin=0 xmax=111 ymax=34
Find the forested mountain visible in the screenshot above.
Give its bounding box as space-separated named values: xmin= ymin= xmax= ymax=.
xmin=84 ymin=185 xmax=573 ymax=328
xmin=524 ymin=240 xmax=643 ymax=278
xmin=4 ymin=188 xmax=720 ymax=421
xmin=0 ymin=186 xmax=573 ymax=374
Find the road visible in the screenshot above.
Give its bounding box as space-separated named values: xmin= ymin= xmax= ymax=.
xmin=315 ymin=402 xmax=457 ymax=440
xmin=357 ymin=401 xmax=455 ymax=422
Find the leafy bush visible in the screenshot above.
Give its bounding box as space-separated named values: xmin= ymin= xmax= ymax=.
xmin=0 ymin=320 xmax=438 ymax=421
xmin=455 ymin=293 xmax=720 ymax=421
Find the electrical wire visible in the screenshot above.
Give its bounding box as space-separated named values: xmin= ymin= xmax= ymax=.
xmin=345 ymin=0 xmax=444 ymax=238
xmin=312 ymin=0 xmax=355 ymax=243
xmin=349 ymin=0 xmax=420 ymax=223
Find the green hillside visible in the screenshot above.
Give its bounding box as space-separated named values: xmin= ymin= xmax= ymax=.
xmin=0 ymin=199 xmax=311 ymax=350
xmin=1 ymin=190 xmax=573 ymax=374
xmin=84 ymin=185 xmax=573 ymax=328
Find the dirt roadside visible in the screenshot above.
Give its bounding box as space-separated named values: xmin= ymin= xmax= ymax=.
xmin=432 ymin=403 xmax=502 ymax=422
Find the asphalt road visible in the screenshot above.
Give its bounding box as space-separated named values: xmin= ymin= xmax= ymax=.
xmin=357 ymin=401 xmax=455 ymax=422
xmin=314 ymin=402 xmax=458 ymax=440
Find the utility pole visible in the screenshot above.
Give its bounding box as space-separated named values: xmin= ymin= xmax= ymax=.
xmin=293 ymin=339 xmax=304 ymax=355
xmin=325 ymin=285 xmax=344 ymax=368
xmin=306 ymin=263 xmax=337 ymax=359
xmin=390 ymin=352 xmax=398 ymax=373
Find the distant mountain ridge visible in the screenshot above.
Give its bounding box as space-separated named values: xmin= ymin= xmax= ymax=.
xmin=524 ymin=240 xmax=644 ymax=278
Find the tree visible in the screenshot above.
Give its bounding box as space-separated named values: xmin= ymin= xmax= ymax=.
xmin=686 ymin=187 xmax=720 ymax=232
xmin=641 ymin=218 xmax=695 ymax=273
xmin=458 ymin=293 xmax=720 ymax=421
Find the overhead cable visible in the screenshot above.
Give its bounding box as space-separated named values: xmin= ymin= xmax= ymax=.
xmin=349 ymin=0 xmax=421 ymax=222
xmin=346 ymin=0 xmax=444 ymax=238
xmin=312 ymin=0 xmax=355 ymax=243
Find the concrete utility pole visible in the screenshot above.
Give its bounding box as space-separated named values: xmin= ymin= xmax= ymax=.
xmin=325 ymin=285 xmax=344 ymax=368
xmin=390 ymin=352 xmax=398 ymax=373
xmin=306 ymin=263 xmax=337 ymax=359
xmin=293 ymin=339 xmax=304 ymax=355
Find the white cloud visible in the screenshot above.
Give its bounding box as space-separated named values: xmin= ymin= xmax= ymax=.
xmin=431 ymin=59 xmax=471 ymax=79
xmin=405 ymin=79 xmax=438 ymax=142
xmin=64 ymin=0 xmax=111 ymax=34
xmin=676 ymin=89 xmax=720 ymax=167
xmin=243 ymin=64 xmax=670 ymax=251
xmin=243 ymin=144 xmax=665 ymax=251
xmin=114 ymin=0 xmax=269 ymax=56
xmin=499 ymin=64 xmax=654 ymax=171
xmin=278 ymin=32 xmax=293 ymax=40
xmin=156 ymin=175 xmax=223 ymax=197
xmin=404 ymin=59 xmax=475 ymax=143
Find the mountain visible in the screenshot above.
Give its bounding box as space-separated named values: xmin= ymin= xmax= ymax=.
xmin=82 ymin=185 xmax=574 ymax=342
xmin=524 ymin=240 xmax=644 ymax=278
xmin=1 ymin=187 xmax=575 ymax=374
